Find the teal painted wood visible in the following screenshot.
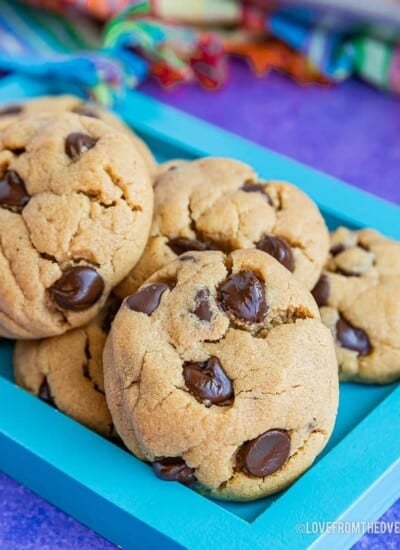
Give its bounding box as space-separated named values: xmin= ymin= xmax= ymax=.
xmin=0 ymin=75 xmax=399 ymax=550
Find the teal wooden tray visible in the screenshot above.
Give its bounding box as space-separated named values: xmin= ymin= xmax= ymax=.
xmin=0 ymin=75 xmax=399 ymax=550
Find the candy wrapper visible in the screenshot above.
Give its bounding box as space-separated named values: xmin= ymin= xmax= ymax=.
xmin=1 ymin=0 xmax=399 ymax=104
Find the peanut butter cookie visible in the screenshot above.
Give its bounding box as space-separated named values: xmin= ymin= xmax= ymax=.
xmin=312 ymin=227 xmax=400 ymax=384
xmin=116 ymin=158 xmax=329 ymax=297
xmin=14 ymin=298 xmax=121 ymax=437
xmin=0 ymin=95 xmax=156 ymax=173
xmin=0 ymin=112 xmax=152 ymax=338
xmin=105 ymin=249 xmax=338 ymax=501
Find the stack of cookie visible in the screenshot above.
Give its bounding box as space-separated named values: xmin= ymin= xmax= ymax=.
xmin=1 ymin=96 xmax=397 ymax=503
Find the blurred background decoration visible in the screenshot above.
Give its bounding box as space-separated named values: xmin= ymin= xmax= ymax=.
xmin=1 ymin=0 xmax=400 ymax=103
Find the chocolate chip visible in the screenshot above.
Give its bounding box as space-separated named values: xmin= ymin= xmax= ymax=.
xmin=238 ymin=429 xmax=290 ymax=477
xmin=38 ymin=377 xmax=56 ymax=408
xmin=152 ymin=458 xmax=196 ymax=485
xmin=65 ymin=132 xmax=97 ymax=159
xmin=218 ymin=271 xmax=267 ymax=323
xmin=168 ymin=237 xmax=210 ymax=256
xmin=311 ymin=275 xmax=330 ymax=306
xmin=193 ymin=288 xmax=212 ymax=321
xmin=256 ymin=235 xmax=295 ymax=272
xmin=0 ymin=170 xmax=30 ymax=210
xmin=330 ymin=244 xmax=346 ymax=256
xmin=183 ymin=356 xmax=233 ymax=406
xmin=50 ymin=266 xmax=104 ymax=311
xmin=72 ymin=104 xmax=99 ymax=118
xmin=241 ymin=182 xmax=273 ymax=205
xmin=126 ymin=283 xmax=170 ymax=315
xmin=336 ymin=316 xmax=372 ymax=356
xmin=0 ymin=104 xmax=22 ymax=116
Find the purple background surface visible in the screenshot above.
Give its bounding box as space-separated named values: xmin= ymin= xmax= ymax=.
xmin=142 ymin=62 xmax=400 ymax=205
xmin=1 ymin=65 xmax=399 ymax=548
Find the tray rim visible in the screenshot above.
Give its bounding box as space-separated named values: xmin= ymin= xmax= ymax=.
xmin=0 ymin=75 xmax=399 ymax=550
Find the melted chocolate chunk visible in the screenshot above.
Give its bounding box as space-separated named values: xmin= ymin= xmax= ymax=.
xmin=330 ymin=243 xmax=346 ymax=256
xmin=193 ymin=288 xmax=212 ymax=322
xmin=38 ymin=377 xmax=56 ymax=408
xmin=126 ymin=283 xmax=170 ymax=315
xmin=238 ymin=429 xmax=290 ymax=477
xmin=241 ymin=182 xmax=273 ymax=205
xmin=168 ymin=237 xmax=211 ymax=256
xmin=72 ymin=104 xmax=99 ymax=118
xmin=152 ymin=458 xmax=196 ymax=485
xmin=0 ymin=105 xmax=22 ymax=116
xmin=256 ymin=235 xmax=295 ymax=272
xmin=0 ymin=170 xmax=30 ymax=210
xmin=218 ymin=271 xmax=267 ymax=323
xmin=65 ymin=132 xmax=97 ymax=159
xmin=311 ymin=275 xmax=330 ymax=307
xmin=50 ymin=267 xmax=104 ymax=311
xmin=336 ymin=316 xmax=372 ymax=356
xmin=183 ymin=356 xmax=233 ymax=406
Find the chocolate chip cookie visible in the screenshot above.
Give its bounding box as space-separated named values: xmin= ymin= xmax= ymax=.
xmin=0 ymin=95 xmax=156 ymax=173
xmin=0 ymin=111 xmax=153 ymax=338
xmin=104 ymin=249 xmax=338 ymax=501
xmin=14 ymin=298 xmax=121 ymax=437
xmin=116 ymin=158 xmax=329 ymax=298
xmin=312 ymin=227 xmax=400 ymax=384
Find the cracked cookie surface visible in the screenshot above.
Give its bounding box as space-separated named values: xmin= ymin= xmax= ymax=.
xmin=104 ymin=249 xmax=338 ymax=501
xmin=116 ymin=157 xmax=329 ymax=298
xmin=0 ymin=95 xmax=156 ymax=174
xmin=312 ymin=226 xmax=400 ymax=384
xmin=14 ymin=297 xmax=121 ymax=437
xmin=0 ymin=112 xmax=153 ymax=338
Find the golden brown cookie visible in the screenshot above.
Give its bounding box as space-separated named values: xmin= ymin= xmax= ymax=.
xmin=312 ymin=227 xmax=400 ymax=384
xmin=104 ymin=249 xmax=338 ymax=501
xmin=116 ymin=157 xmax=329 ymax=297
xmin=14 ymin=298 xmax=121 ymax=437
xmin=0 ymin=95 xmax=156 ymax=174
xmin=0 ymin=112 xmax=153 ymax=339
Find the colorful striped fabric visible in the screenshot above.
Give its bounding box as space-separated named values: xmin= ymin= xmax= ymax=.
xmin=268 ymin=11 xmax=400 ymax=91
xmin=0 ymin=0 xmax=399 ymax=104
xmin=0 ymin=0 xmax=147 ymax=103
